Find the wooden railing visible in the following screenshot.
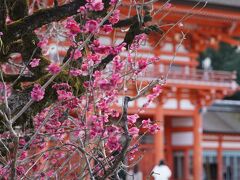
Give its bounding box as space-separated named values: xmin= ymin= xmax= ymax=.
xmin=168 ymin=69 xmax=236 ymax=83
xmin=143 ymin=69 xmax=237 ymax=85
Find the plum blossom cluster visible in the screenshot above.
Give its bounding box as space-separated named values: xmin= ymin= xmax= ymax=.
xmin=63 ymin=2 xmax=119 ymax=39
xmin=0 ymin=0 xmax=167 ymax=178
xmin=29 ymin=58 xmax=40 ymax=68
xmin=127 ymin=114 xmax=160 ymax=135
xmin=141 ymin=84 xmax=162 ymax=109
xmin=26 ymin=26 xmax=162 ymax=178
xmin=8 ymin=39 xmax=163 ymax=180
xmin=130 ymin=33 xmax=147 ymax=50
xmin=31 ymin=84 xmax=45 ymax=101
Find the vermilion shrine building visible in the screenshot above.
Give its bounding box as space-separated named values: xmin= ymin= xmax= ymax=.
xmin=45 ymin=0 xmax=240 ymax=179
xmin=115 ymin=1 xmax=240 ymax=180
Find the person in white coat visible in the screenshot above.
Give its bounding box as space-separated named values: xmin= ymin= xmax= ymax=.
xmin=151 ymin=160 xmax=172 ymax=180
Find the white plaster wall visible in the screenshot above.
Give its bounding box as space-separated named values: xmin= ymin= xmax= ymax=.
xmin=222 ymin=142 xmax=240 ymax=149
xmin=137 ymin=97 xmax=156 ymax=108
xmin=180 ymin=99 xmax=195 ymax=110
xmin=161 ymin=43 xmax=173 ymax=51
xmin=159 ymin=55 xmax=190 ymax=62
xmin=172 ymin=132 xmax=193 ymax=146
xmin=163 ymin=98 xmax=178 ymax=109
xmin=177 ymin=44 xmax=188 ymax=53
xmin=202 ymin=141 xmax=219 ymax=148
xmin=99 ymin=36 xmax=111 ymax=45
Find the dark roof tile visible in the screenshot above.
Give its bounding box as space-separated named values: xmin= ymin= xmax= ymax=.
xmin=203 ymin=111 xmax=240 ymax=133
xmin=188 ymin=0 xmax=240 ymax=7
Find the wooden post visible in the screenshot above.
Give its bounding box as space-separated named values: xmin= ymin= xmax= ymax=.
xmin=154 ymin=105 xmax=164 ymax=164
xmin=165 ymin=118 xmax=173 ymax=170
xmin=217 ymin=135 xmax=223 ymax=180
xmin=193 ymin=108 xmax=203 ymax=180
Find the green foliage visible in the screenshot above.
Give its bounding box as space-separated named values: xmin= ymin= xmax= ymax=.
xmin=199 ymin=42 xmax=240 ymax=100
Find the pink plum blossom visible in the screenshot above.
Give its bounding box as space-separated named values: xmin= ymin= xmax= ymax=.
xmin=111 ymin=42 xmax=126 ymax=54
xmin=20 ymin=151 xmax=28 ymax=160
xmin=149 ymin=124 xmax=160 ymax=134
xmin=56 ymin=90 xmax=73 ymax=101
xmin=65 ymin=19 xmax=81 ymax=35
xmin=85 ymin=20 xmax=99 ymax=33
xmin=0 ymin=165 xmax=7 ymax=176
xmin=86 ymin=0 xmax=104 ymax=11
xmin=109 ymin=10 xmax=120 ymax=24
xmin=72 ymin=49 xmax=82 ymax=60
xmin=70 ymin=69 xmax=82 ymax=76
xmin=138 ymin=59 xmax=148 ymax=71
xmin=81 ymin=63 xmax=89 ymax=75
xmin=113 ymin=55 xmax=124 ymax=72
xmin=165 ymin=2 xmax=172 ymax=9
xmin=16 ymin=166 xmax=25 ymax=176
xmin=19 ymin=138 xmax=26 ymax=146
xmin=142 ymin=84 xmax=162 ymax=108
xmin=29 ymin=58 xmax=40 ymax=68
xmin=31 ymin=84 xmax=45 ymax=101
xmin=46 ymin=170 xmax=54 ymax=177
xmin=37 ymin=39 xmax=48 ymax=48
xmin=106 ymin=136 xmax=120 ymax=151
xmin=142 ymin=119 xmax=151 ymax=128
xmin=93 ymin=45 xmax=111 ymax=54
xmin=129 ymin=127 xmax=139 ymax=137
xmin=127 ymin=114 xmax=139 ymax=124
xmin=51 ymin=159 xmax=57 ymax=165
xmin=102 ymin=24 xmax=113 ymax=34
xmin=47 ymin=63 xmax=61 ymax=74
xmin=130 ymin=33 xmax=147 ymax=50
xmin=110 ymin=0 xmax=118 ymax=5
xmin=87 ymin=54 xmax=101 ymax=64
xmin=152 ymin=84 xmax=162 ymax=94
xmin=77 ymin=6 xmax=86 ymax=14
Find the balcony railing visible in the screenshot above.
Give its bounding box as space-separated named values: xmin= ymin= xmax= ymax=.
xmin=168 ymin=69 xmax=236 ymax=83
xmin=142 ymin=69 xmax=238 ymax=88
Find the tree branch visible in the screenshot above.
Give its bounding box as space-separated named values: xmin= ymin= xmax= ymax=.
xmin=2 ymin=73 xmax=37 ymax=83
xmin=100 ymin=96 xmax=131 ymax=179
xmin=113 ymin=14 xmax=152 ymax=28
xmin=5 ymin=0 xmax=86 ymax=42
xmin=54 ymin=0 xmax=58 ymax=7
xmin=0 ymin=0 xmax=7 ymax=32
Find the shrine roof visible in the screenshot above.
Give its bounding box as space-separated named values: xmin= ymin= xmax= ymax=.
xmin=191 ymin=0 xmax=240 ymax=7
xmin=169 ymin=0 xmax=240 ymax=14
xmin=188 ymin=0 xmax=240 ymax=7
xmin=203 ymin=100 xmax=240 ymax=134
xmin=183 ymin=0 xmax=240 ymax=9
xmin=153 ymin=0 xmax=240 ymax=23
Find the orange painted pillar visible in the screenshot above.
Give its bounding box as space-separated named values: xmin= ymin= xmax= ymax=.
xmin=154 ymin=105 xmax=164 ymax=164
xmin=193 ymin=109 xmax=203 ymax=180
xmin=165 ymin=118 xmax=173 ymax=171
xmin=217 ymin=136 xmax=223 ymax=180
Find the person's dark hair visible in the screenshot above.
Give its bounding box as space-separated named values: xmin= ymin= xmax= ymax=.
xmin=133 ymin=165 xmax=139 ymax=173
xmin=159 ymin=160 xmax=165 ymax=166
